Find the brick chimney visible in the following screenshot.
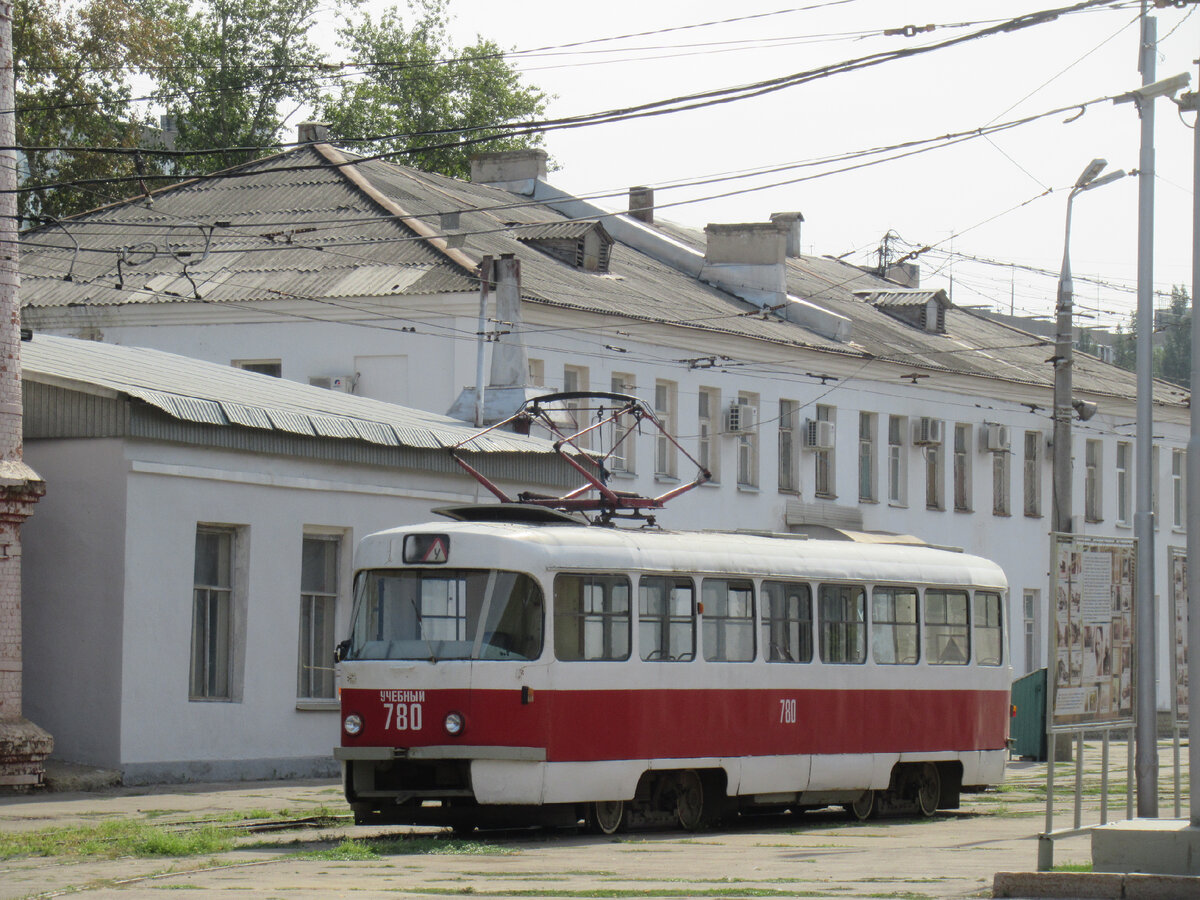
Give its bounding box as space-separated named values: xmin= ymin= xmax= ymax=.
xmin=628 ymin=186 xmax=654 ymax=225
xmin=769 ymin=211 xmax=804 ymax=258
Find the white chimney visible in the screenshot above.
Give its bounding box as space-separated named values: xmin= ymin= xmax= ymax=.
xmin=769 ymin=211 xmax=804 ymax=258
xmin=628 ymin=186 xmax=654 ymax=225
xmin=297 ymin=122 xmax=330 ymax=143
xmin=470 ymin=150 xmax=549 ymax=195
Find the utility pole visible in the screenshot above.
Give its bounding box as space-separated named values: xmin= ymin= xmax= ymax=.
xmin=0 ymin=0 xmax=49 ymax=790
xmin=1134 ymin=2 xmax=1159 ymax=818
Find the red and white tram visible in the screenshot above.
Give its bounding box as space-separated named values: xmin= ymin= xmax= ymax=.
xmin=334 ymin=507 xmax=1010 ymax=831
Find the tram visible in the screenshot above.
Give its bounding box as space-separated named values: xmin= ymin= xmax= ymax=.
xmin=334 ymin=506 xmax=1011 ymax=831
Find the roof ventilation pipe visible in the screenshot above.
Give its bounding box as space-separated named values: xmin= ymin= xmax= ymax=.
xmin=701 ymin=222 xmax=851 ymax=341
xmin=769 ymin=211 xmax=804 ymax=258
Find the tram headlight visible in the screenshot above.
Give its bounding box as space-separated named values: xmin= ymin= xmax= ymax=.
xmin=444 ymin=711 xmax=465 ymax=736
xmin=343 ymin=713 xmax=363 ymax=737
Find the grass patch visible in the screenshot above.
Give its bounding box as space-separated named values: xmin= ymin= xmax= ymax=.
xmin=1053 ymin=862 xmax=1094 ymax=873
xmin=293 ymin=835 xmax=514 ymax=860
xmin=0 ymin=820 xmax=240 ymax=860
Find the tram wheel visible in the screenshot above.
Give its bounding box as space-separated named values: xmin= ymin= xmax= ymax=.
xmin=589 ymin=800 xmax=628 ymax=835
xmin=674 ymin=770 xmax=706 ymax=830
xmin=847 ymin=790 xmax=876 ymax=821
xmin=915 ymin=763 xmax=941 ymax=817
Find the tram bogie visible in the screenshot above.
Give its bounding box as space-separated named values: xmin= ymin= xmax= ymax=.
xmin=336 ymin=517 xmax=1011 ymax=831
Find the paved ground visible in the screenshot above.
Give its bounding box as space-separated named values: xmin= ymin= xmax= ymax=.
xmin=0 ymin=742 xmax=1186 ymax=900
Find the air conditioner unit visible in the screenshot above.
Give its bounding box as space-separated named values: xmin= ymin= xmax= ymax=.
xmin=913 ymin=417 xmax=943 ymax=446
xmin=309 ymin=375 xmax=355 ymax=393
xmin=725 ymin=403 xmax=758 ymax=433
xmin=983 ymin=423 xmax=1010 ymax=453
xmin=803 ymin=419 xmax=835 ymax=451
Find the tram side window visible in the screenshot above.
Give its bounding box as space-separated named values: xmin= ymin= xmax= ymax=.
xmin=554 ymin=574 xmax=631 ymax=661
xmin=925 ymin=589 xmax=970 ymax=664
xmin=761 ymin=581 xmax=812 ymax=663
xmin=701 ymin=579 xmax=755 ymax=661
xmin=974 ymin=591 xmax=1004 ymax=666
xmin=872 ymin=586 xmax=919 ymax=664
xmin=818 ymin=584 xmax=866 ymax=664
xmin=639 ymin=576 xmax=695 ymax=662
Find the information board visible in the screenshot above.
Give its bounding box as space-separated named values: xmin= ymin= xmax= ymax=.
xmin=1049 ymin=535 xmax=1136 ymax=729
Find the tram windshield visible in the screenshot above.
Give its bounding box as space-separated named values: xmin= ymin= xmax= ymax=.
xmin=345 ymin=568 xmax=544 ymax=661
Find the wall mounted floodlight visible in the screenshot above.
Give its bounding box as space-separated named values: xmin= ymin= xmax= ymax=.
xmin=1115 ymin=71 xmax=1191 ymax=104
xmin=1072 ymin=398 xmax=1099 ymax=421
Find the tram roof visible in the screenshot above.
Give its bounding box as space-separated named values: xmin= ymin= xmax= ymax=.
xmin=356 ymin=519 xmax=1008 ymax=589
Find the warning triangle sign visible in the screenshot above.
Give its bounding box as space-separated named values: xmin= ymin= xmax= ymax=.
xmin=423 ymin=538 xmax=448 ymax=563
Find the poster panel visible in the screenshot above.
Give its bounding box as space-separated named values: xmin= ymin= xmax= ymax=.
xmin=1050 ymin=534 xmax=1135 ymax=730
xmin=1169 ymin=546 xmax=1188 ymax=723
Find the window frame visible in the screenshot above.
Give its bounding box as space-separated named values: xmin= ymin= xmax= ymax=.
xmin=924 ymin=588 xmax=970 ymax=665
xmin=297 ymin=533 xmax=341 ymax=700
xmin=818 ymin=583 xmax=867 ymax=664
xmin=872 ymin=585 xmax=920 ymax=665
xmin=638 ymin=575 xmax=696 ymax=662
xmin=701 ymin=578 xmax=756 ymax=662
xmin=760 ymin=580 xmax=813 ymax=663
xmin=190 ymin=525 xmax=238 ymax=701
xmin=554 ymin=573 xmax=632 ymax=662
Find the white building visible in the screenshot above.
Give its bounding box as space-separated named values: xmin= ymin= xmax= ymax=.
xmin=19 ymin=140 xmax=1190 ymax=705
xmin=20 ymin=334 xmax=571 ymax=781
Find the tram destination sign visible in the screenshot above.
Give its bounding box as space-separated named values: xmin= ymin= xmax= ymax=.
xmin=1049 ymin=535 xmax=1135 ymax=730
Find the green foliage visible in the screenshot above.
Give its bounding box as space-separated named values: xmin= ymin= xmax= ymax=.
xmin=0 ymin=819 xmax=239 ymax=859
xmin=1158 ymin=285 xmax=1191 ymax=387
xmin=292 ymin=835 xmax=512 ymax=859
xmin=14 ymin=0 xmax=178 ymax=219
xmin=156 ymin=0 xmax=327 ymax=173
xmin=1112 ymin=314 xmax=1137 ymax=373
xmin=319 ymin=0 xmax=549 ymax=178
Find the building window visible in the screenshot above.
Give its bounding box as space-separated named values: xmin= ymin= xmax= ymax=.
xmin=975 ymin=592 xmax=1003 ymax=666
xmin=609 ymin=373 xmax=636 ymax=474
xmin=528 ymin=358 xmax=545 ymax=387
xmin=993 ymin=442 xmax=1010 ymax=516
xmin=925 ymin=589 xmax=969 ymax=665
xmin=191 ymin=526 xmax=236 ymax=700
xmin=953 ymin=424 xmax=971 ymax=512
xmin=1024 ymin=431 xmax=1042 ymax=518
xmin=872 ymin=586 xmax=919 ymax=664
xmin=563 ymin=365 xmax=590 ymax=449
xmin=698 ymin=387 xmax=720 ymax=482
xmin=655 ymin=380 xmax=677 ymax=477
xmin=888 ymin=415 xmax=907 ymax=505
xmin=778 ymin=399 xmax=799 ymax=493
xmin=1084 ymin=439 xmax=1102 ymax=522
xmin=701 ymin=578 xmax=755 ymax=661
xmin=298 ymin=534 xmax=340 ymax=699
xmin=925 ymin=432 xmax=944 ymax=511
xmin=1173 ymin=449 xmax=1186 ymax=529
xmin=233 ymin=359 xmax=281 ymax=377
xmin=737 ymin=391 xmax=759 ymax=488
xmin=1023 ymin=589 xmax=1040 ymax=674
xmin=814 ymin=404 xmax=835 ymax=498
xmin=818 ymin=584 xmax=866 ymax=664
xmin=554 ymin=574 xmax=631 ymax=661
xmin=1116 ymin=441 xmax=1131 ymax=525
xmin=761 ymin=581 xmax=812 ymax=663
xmin=638 ymin=576 xmax=695 ymax=662
xmin=859 ymin=412 xmax=877 ymax=502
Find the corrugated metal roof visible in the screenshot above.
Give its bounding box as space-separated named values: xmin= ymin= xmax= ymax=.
xmin=17 ymin=146 xmax=1190 ymax=409
xmin=21 ymin=334 xmax=560 ymax=456
xmin=511 ymin=221 xmax=606 ymax=241
xmin=855 ymin=289 xmax=947 ymax=308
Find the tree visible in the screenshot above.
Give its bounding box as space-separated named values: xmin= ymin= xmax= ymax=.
xmin=1112 ymin=314 xmax=1137 ymax=374
xmin=1157 ymin=285 xmax=1191 ymax=388
xmin=14 ymin=0 xmax=177 ymax=220
xmin=319 ymin=0 xmax=549 ymax=179
xmin=156 ymin=0 xmax=328 ymax=173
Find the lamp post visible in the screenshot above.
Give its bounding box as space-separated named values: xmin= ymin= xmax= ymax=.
xmin=1052 ymin=160 xmax=1126 ymax=536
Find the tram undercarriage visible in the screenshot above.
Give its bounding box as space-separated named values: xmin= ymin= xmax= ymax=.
xmin=342 ymin=757 xmax=966 ymax=831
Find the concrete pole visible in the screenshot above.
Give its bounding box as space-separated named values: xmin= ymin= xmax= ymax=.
xmin=1134 ymin=7 xmax=1159 ymax=818
xmin=1188 ymin=53 xmax=1200 ymax=829
xmin=1052 ymin=193 xmax=1078 ymax=536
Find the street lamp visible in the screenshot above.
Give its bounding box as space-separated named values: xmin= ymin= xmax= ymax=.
xmin=1051 ymin=160 xmax=1126 ymax=535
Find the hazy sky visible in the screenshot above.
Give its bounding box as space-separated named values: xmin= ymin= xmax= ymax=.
xmin=339 ymin=1 xmax=1200 ymax=329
